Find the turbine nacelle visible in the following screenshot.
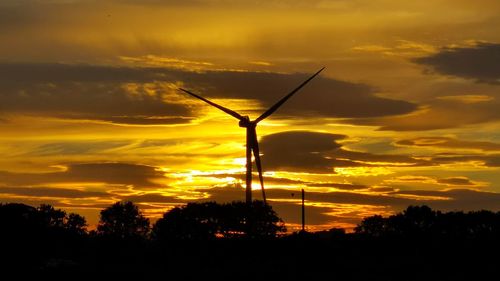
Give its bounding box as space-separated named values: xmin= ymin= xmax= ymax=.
xmin=238 ymin=116 xmax=254 ymax=128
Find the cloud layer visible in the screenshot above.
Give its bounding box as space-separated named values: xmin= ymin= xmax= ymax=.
xmin=0 ymin=63 xmax=418 ymax=126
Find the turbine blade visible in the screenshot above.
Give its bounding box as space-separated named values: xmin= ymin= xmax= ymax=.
xmin=255 ymin=67 xmax=325 ymax=123
xmin=251 ymin=128 xmax=267 ymax=204
xmin=179 ymin=88 xmax=244 ymax=120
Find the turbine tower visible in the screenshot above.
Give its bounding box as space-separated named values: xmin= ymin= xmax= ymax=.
xmin=179 ymin=67 xmax=325 ymax=204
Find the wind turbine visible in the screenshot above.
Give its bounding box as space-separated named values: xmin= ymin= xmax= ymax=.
xmin=179 ymin=67 xmax=325 ymax=205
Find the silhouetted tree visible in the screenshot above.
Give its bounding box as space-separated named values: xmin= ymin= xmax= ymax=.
xmin=0 ymin=203 xmax=89 ymax=235
xmin=153 ymin=200 xmax=286 ymax=240
xmin=153 ymin=202 xmax=220 ymax=240
xmin=0 ymin=203 xmax=39 ymax=240
xmin=38 ymin=204 xmax=67 ymax=229
xmin=97 ymin=201 xmax=150 ymax=239
xmin=467 ymin=210 xmax=500 ymax=237
xmin=435 ymin=211 xmax=467 ymax=237
xmin=66 ymin=213 xmax=88 ymax=235
xmin=354 ymin=215 xmax=387 ymax=237
xmin=395 ymin=205 xmax=437 ymax=235
xmin=355 ymin=206 xmax=439 ymax=237
xmin=224 ymin=200 xmax=286 ymax=239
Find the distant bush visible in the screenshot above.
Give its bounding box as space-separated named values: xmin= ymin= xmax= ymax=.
xmin=355 ymin=205 xmax=500 ymax=239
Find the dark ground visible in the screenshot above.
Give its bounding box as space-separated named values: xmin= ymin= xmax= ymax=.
xmin=2 ymin=234 xmax=500 ymax=280
xmin=3 ymin=203 xmax=500 ymax=280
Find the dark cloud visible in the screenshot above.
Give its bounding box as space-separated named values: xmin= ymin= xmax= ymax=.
xmin=0 ymin=63 xmax=417 ymax=125
xmin=353 ymin=95 xmax=500 ymax=131
xmin=0 ymin=64 xmax=191 ymax=125
xmin=0 ymin=186 xmax=107 ymax=198
xmin=0 ymin=163 xmax=166 ymax=188
xmin=64 ymin=163 xmax=165 ymax=186
xmin=415 ymin=42 xmax=500 ymax=84
xmin=259 ymin=131 xmax=344 ymax=173
xmin=392 ymin=189 xmax=500 ymax=211
xmin=259 ymin=131 xmax=430 ymax=173
xmin=437 ymin=177 xmax=475 ymax=186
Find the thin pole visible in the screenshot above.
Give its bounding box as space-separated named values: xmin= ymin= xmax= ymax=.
xmin=245 ymin=127 xmax=252 ymax=204
xmin=301 ymin=188 xmax=305 ymax=232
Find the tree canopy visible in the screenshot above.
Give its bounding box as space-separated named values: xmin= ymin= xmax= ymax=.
xmin=152 ymin=200 xmax=286 ymax=240
xmin=97 ymin=201 xmax=150 ymax=239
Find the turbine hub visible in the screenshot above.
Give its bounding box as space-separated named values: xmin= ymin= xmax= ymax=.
xmin=238 ymin=116 xmax=252 ymax=128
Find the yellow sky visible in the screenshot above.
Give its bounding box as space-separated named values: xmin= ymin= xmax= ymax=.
xmin=1 ymin=0 xmax=500 ymax=231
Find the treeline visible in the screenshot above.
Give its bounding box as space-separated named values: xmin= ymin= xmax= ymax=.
xmin=355 ymin=205 xmax=500 ymax=239
xmin=4 ymin=202 xmax=500 ymax=241
xmin=0 ymin=200 xmax=286 ymax=242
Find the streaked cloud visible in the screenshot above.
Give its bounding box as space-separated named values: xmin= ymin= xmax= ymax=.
xmin=28 ymin=141 xmax=131 ymax=156
xmin=386 ymin=175 xmax=483 ymax=187
xmin=396 ymin=137 xmax=500 ymax=152
xmin=436 ymin=95 xmax=494 ymax=104
xmin=436 ymin=177 xmax=476 ymax=186
xmin=431 ymin=154 xmax=500 ymax=168
xmin=357 ymin=96 xmax=500 ymax=131
xmin=352 ymin=40 xmax=437 ymax=57
xmin=0 ymin=163 xmax=167 ymax=188
xmin=119 ymin=55 xmax=215 ymax=70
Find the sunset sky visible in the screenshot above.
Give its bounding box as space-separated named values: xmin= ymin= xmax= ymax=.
xmin=1 ymin=0 xmax=500 ymax=231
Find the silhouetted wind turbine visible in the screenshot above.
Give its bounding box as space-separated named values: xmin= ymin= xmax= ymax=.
xmin=179 ymin=67 xmax=325 ymax=204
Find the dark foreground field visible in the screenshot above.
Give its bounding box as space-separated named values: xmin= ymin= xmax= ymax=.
xmin=3 ymin=234 xmax=500 ymax=280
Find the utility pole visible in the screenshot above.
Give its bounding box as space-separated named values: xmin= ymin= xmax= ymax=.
xmin=301 ymin=188 xmax=305 ymax=232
